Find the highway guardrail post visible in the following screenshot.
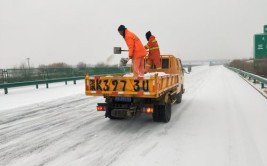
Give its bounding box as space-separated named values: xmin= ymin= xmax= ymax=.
xmin=4 ymin=87 xmax=8 ymax=94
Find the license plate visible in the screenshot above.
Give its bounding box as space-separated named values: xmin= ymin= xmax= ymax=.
xmin=114 ymin=96 xmax=132 ymax=102
xmin=89 ymin=79 xmax=150 ymax=92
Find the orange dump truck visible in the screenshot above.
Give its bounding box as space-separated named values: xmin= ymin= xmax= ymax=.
xmin=85 ymin=55 xmax=184 ymax=122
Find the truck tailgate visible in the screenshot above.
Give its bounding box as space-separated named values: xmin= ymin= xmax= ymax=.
xmin=85 ymin=73 xmax=179 ymax=98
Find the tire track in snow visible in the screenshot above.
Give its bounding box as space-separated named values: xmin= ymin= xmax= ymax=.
xmin=0 ymin=95 xmax=104 ymax=166
xmin=165 ymin=66 xmax=216 ymax=132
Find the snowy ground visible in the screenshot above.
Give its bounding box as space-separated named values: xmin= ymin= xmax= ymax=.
xmin=0 ymin=65 xmax=267 ymax=166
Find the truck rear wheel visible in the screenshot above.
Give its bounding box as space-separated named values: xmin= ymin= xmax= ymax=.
xmin=161 ymin=99 xmax=171 ymax=123
xmin=153 ymin=105 xmax=161 ymax=122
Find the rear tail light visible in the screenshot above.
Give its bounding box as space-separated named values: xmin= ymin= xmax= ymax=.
xmin=144 ymin=107 xmax=153 ymax=113
xmin=97 ymin=105 xmax=105 ymax=111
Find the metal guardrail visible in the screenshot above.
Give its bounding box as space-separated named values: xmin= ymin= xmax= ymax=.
xmin=0 ymin=76 xmax=84 ymax=94
xmin=0 ymin=67 xmax=130 ymax=84
xmin=0 ymin=67 xmax=130 ymax=94
xmin=228 ymin=67 xmax=267 ymax=88
xmin=0 ymin=69 xmax=4 ymax=83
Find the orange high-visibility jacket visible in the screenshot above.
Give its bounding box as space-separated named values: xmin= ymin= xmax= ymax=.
xmin=124 ymin=29 xmax=147 ymax=59
xmin=144 ymin=35 xmax=160 ymax=57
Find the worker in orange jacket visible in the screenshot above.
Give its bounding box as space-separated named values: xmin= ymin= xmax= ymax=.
xmin=144 ymin=31 xmax=161 ymax=71
xmin=118 ymin=25 xmax=147 ymax=78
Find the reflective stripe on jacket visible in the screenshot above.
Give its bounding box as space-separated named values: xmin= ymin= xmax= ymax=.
xmin=144 ymin=35 xmax=160 ymax=57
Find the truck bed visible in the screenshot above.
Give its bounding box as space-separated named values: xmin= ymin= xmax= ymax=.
xmin=85 ymin=72 xmax=180 ymax=98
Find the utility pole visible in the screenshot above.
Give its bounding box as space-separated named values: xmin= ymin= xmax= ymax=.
xmin=26 ymin=58 xmax=30 ymax=69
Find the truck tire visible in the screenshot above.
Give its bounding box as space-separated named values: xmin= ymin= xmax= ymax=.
xmin=161 ymin=99 xmax=171 ymax=123
xmin=153 ymin=105 xmax=161 ymax=122
xmin=175 ymin=92 xmax=182 ymax=104
xmin=175 ymin=85 xmax=183 ymax=104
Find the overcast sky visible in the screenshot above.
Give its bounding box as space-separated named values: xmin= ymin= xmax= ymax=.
xmin=0 ymin=0 xmax=266 ymax=68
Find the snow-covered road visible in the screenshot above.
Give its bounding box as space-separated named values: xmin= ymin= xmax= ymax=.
xmin=0 ymin=66 xmax=267 ymax=166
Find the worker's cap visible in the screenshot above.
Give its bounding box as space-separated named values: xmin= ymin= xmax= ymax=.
xmin=118 ymin=25 xmax=126 ymax=32
xmin=146 ymin=31 xmax=152 ymax=40
xmin=146 ymin=31 xmax=151 ymax=37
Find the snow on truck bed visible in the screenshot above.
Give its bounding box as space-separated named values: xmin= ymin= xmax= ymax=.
xmin=123 ymin=72 xmax=168 ymax=78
